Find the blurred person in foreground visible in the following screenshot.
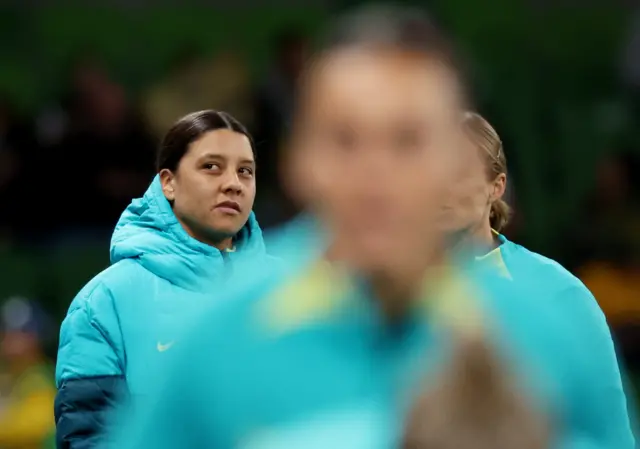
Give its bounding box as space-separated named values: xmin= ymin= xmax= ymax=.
xmin=0 ymin=298 xmax=56 ymax=449
xmin=109 ymin=6 xmax=634 ymax=449
xmin=55 ymin=110 xmax=278 ymax=449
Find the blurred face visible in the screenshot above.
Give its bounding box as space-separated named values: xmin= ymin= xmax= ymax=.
xmin=438 ymin=134 xmax=494 ymax=232
xmin=290 ymin=48 xmax=464 ymax=275
xmin=73 ymin=64 xmax=126 ymax=124
xmin=161 ymin=129 xmax=256 ymax=243
xmin=1 ymin=331 xmax=37 ymax=361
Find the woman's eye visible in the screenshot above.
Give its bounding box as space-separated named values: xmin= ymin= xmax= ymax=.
xmin=239 ymin=167 xmax=254 ymax=177
xmin=394 ymin=129 xmax=422 ymax=153
xmin=334 ymin=129 xmax=356 ymax=150
xmin=321 ymin=125 xmax=357 ymax=152
xmin=203 ymin=163 xmax=220 ymax=170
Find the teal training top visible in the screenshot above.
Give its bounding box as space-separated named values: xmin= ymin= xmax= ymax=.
xmin=108 ymin=230 xmax=635 ymax=449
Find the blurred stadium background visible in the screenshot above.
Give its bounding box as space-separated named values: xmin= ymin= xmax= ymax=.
xmin=0 ymin=0 xmax=639 ymax=444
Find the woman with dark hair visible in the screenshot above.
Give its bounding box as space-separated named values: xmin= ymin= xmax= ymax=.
xmin=54 ymin=110 xmax=276 ymax=449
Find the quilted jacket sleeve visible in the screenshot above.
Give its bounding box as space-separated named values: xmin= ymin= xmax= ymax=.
xmin=55 ymin=282 xmax=127 ymax=449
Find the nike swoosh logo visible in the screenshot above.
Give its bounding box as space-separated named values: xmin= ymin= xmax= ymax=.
xmin=157 ymin=341 xmax=175 ymax=352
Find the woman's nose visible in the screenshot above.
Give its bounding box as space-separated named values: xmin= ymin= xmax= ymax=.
xmin=221 ymin=172 xmax=243 ymax=194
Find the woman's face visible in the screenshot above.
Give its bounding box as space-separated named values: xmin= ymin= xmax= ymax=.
xmin=291 ymin=48 xmax=464 ymax=273
xmin=161 ymin=129 xmax=256 ymax=243
xmin=438 ymin=135 xmax=494 ymax=233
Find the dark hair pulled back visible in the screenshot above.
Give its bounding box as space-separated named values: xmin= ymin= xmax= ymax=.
xmin=156 ymin=110 xmax=254 ymax=173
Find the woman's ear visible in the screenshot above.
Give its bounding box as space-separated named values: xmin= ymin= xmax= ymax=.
xmin=491 ymin=173 xmax=507 ymax=202
xmin=159 ymin=169 xmax=176 ymax=202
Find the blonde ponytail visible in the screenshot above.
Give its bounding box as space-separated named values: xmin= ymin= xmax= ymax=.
xmin=462 ymin=112 xmax=511 ymax=233
xmin=490 ymin=198 xmax=511 ymax=233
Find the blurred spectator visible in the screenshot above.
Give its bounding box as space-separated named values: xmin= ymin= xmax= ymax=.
xmin=253 ymin=30 xmax=307 ymax=181
xmin=571 ymin=152 xmax=640 ymax=264
xmin=252 ymin=30 xmax=308 ymax=227
xmin=579 ymin=238 xmax=640 ymax=324
xmin=41 ymin=58 xmax=155 ymax=238
xmin=623 ymin=9 xmax=640 ymax=92
xmin=143 ymin=48 xmax=253 ymax=138
xmin=0 ymin=297 xmax=56 ymax=449
xmin=253 ymin=30 xmax=306 ymax=145
xmin=0 ymin=97 xmax=38 ymax=240
xmin=575 ymin=152 xmax=640 ymax=366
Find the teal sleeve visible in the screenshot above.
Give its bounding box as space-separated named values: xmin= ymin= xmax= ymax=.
xmin=56 ymin=283 xmax=125 ymax=384
xmin=55 ymin=283 xmax=128 ymax=449
xmin=561 ymin=286 xmax=636 ymax=448
xmin=105 ymin=324 xmax=214 ymax=449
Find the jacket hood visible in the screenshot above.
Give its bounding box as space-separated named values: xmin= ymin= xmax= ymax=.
xmin=110 ymin=175 xmax=266 ymax=290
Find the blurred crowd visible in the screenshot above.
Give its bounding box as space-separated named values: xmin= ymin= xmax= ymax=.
xmin=573 ymin=150 xmax=640 ymax=375
xmin=1 ymin=26 xmax=638 ymax=333
xmin=0 ymin=30 xmax=307 ymax=243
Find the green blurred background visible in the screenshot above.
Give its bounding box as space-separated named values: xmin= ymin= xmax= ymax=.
xmin=0 ymin=3 xmax=639 ymax=447
xmin=0 ymin=0 xmax=638 ymax=368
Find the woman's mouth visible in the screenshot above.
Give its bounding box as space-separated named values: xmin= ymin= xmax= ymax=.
xmin=215 ymin=201 xmax=241 ymax=215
